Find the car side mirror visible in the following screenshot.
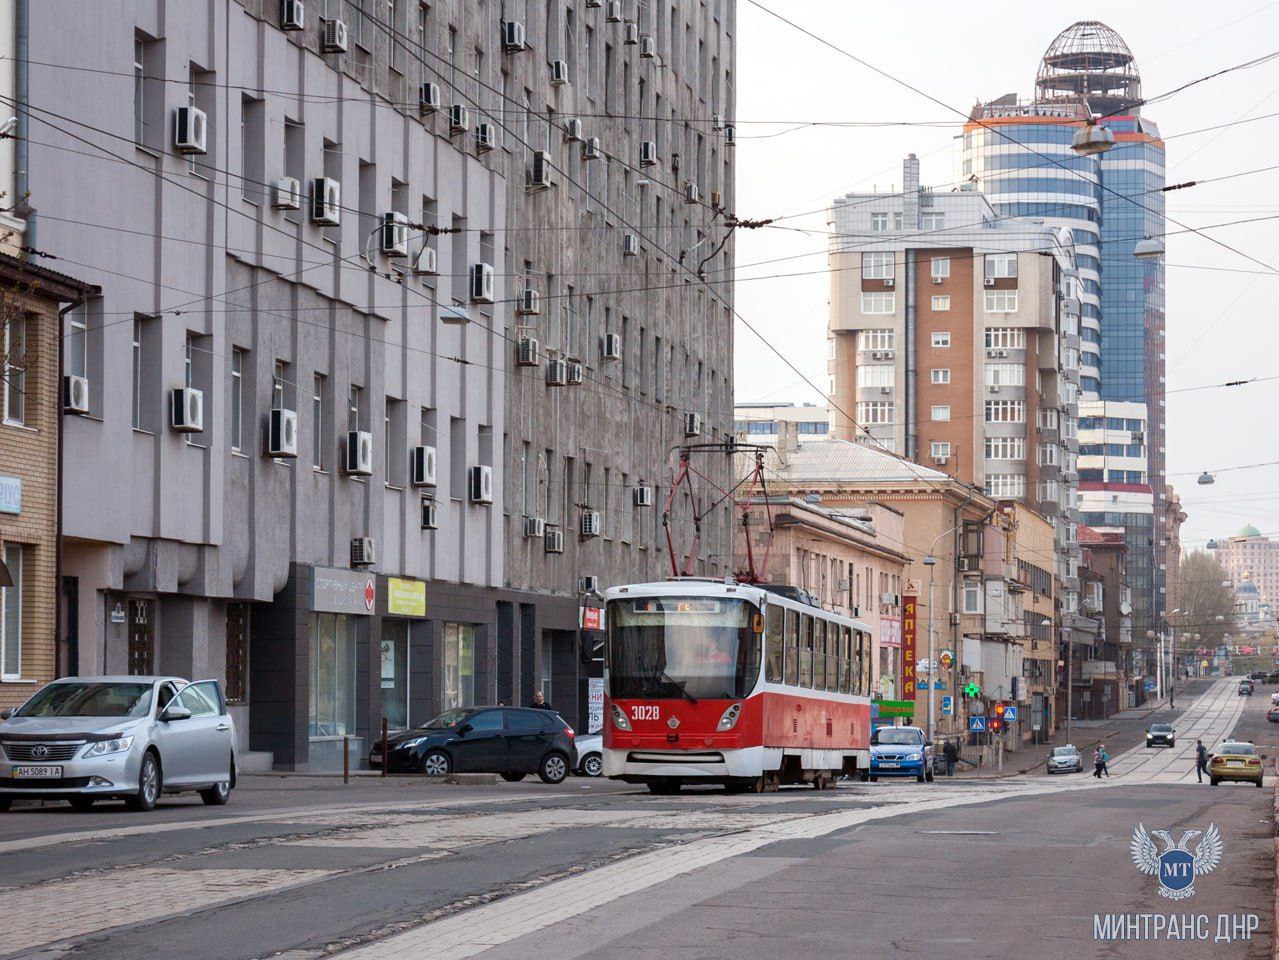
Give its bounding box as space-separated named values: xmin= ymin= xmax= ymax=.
xmin=456 ymin=723 xmax=473 ymax=736
xmin=161 ymin=706 xmax=192 ymax=722
xmin=0 ymin=708 xmax=11 ymax=720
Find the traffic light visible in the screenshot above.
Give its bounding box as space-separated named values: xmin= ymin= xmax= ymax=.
xmin=989 ymin=719 xmax=1002 ymax=732
xmin=993 ymin=702 xmax=1007 ymax=722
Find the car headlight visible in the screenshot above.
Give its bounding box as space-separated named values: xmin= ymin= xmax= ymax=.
xmin=716 ymin=703 xmax=742 ymax=732
xmin=398 ymin=737 xmax=431 ymax=750
xmin=611 ymin=703 xmax=632 ymax=731
xmin=83 ymin=736 xmax=134 ymax=758
xmin=907 ymin=751 xmax=922 ymax=760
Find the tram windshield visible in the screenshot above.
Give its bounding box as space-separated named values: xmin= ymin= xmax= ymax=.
xmin=607 ymin=596 xmax=761 ymax=700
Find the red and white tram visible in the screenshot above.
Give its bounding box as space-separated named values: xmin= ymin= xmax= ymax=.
xmin=603 ymin=578 xmax=874 ymax=793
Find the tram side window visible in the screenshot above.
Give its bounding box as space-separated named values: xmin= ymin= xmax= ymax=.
xmin=859 ymin=630 xmax=871 ymax=694
xmin=824 ymin=622 xmax=836 ymax=692
xmin=784 ymin=609 xmax=799 ymax=685
xmin=838 ymin=626 xmax=850 ymax=693
xmin=811 ymin=619 xmax=823 ymax=691
xmin=850 ymin=629 xmax=862 ymax=695
xmin=846 ymin=627 xmax=856 ymax=694
xmin=765 ymin=605 xmax=784 ymax=683
xmin=799 ymin=614 xmax=813 ymax=688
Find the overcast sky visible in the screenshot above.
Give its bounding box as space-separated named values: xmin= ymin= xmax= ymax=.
xmin=732 ymin=0 xmax=1279 ymax=552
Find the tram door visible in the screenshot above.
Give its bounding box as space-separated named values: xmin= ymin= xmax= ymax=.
xmin=128 ymin=599 xmax=155 ymax=675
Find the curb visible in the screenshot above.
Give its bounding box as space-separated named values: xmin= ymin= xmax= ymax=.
xmin=1273 ymin=779 xmax=1278 ymax=960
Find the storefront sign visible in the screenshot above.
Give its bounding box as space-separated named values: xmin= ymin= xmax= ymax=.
xmin=109 ymin=602 xmax=126 ymax=624
xmin=901 ymin=595 xmax=918 ymax=700
xmin=387 ymin=577 xmax=427 ymax=617
xmin=880 ymin=614 xmax=901 ymax=648
xmin=312 ymin=567 xmax=377 ymax=615
xmin=580 ymin=606 xmax=606 ymax=631
xmin=0 ymin=476 xmax=20 ymax=515
xmin=876 ymin=699 xmax=916 ymax=718
xmin=588 ymin=677 xmax=605 ymax=733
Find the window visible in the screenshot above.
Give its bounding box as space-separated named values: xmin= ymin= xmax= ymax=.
xmin=308 ymin=613 xmax=356 ymax=738
xmin=65 ymin=305 xmax=87 ymax=382
xmin=985 ymin=363 xmax=1024 ymax=387
xmin=241 ymin=97 xmax=265 ymax=203
xmin=984 ymin=436 xmax=1025 ymax=460
xmin=930 ymin=295 xmax=950 ymax=311
xmin=870 ymin=213 xmax=888 ymax=232
xmin=862 ymin=251 xmax=894 ymax=280
xmin=921 ymin=212 xmax=944 ymax=230
xmin=931 ymin=331 xmax=951 ymax=348
xmin=230 ymin=348 xmax=244 ymax=452
xmin=348 ymin=385 xmax=363 ymax=433
xmin=2 ymin=314 xmax=26 ymax=425
xmin=765 ymin=604 xmax=783 ymax=682
xmin=272 ymin=360 xmax=289 ymax=410
xmin=930 ymin=441 xmax=951 ymax=458
xmin=415 ymin=4 xmax=428 ymax=84
xmin=931 ymin=257 xmax=950 ymax=279
xmin=133 ymin=38 xmax=145 ymax=143
xmin=985 ymin=400 xmax=1025 ymax=423
xmin=984 ymin=253 xmax=1018 ymax=279
xmin=962 ymin=581 xmax=983 ymax=614
xmin=442 ymin=623 xmax=476 ymax=710
xmin=1 ymin=543 xmax=21 ymax=678
xmin=984 ymin=290 xmax=1019 ymax=313
xmin=133 ymin=33 xmax=164 ymax=150
xmin=856 ymin=401 xmax=894 ymax=425
xmin=388 ymin=0 xmax=404 ymax=71
xmin=312 ymin=374 xmax=326 ymax=469
xmin=985 ymin=474 xmax=1027 ymax=498
xmin=131 ymin=317 xmax=143 ymax=429
xmin=861 ymin=292 xmax=895 ymax=315
xmin=1038 ymin=443 xmax=1058 ymax=467
xmin=799 ymin=614 xmax=813 ymax=687
xmin=931 ymin=368 xmax=950 ymax=384
xmin=857 ymin=365 xmax=894 ymax=388
xmin=856 ymin=329 xmax=894 ymax=351
xmin=384 ymin=397 xmax=405 ymax=486
xmin=985 ymin=328 xmax=1026 ymax=349
xmin=931 ymin=405 xmax=950 ymax=422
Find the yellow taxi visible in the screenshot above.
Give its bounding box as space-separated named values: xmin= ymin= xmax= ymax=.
xmin=1208 ymin=741 xmax=1266 ymax=788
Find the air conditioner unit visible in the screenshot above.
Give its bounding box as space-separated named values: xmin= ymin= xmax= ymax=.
xmin=633 ymin=485 xmax=654 ymax=507
xmin=582 ymin=137 xmax=601 ymax=161
xmin=985 ymin=349 xmax=999 ymax=359
xmin=171 ymin=387 xmax=204 ymax=433
xmin=932 ymin=275 xmax=943 ymax=284
xmin=475 ymin=122 xmax=497 ymax=152
xmin=640 ymin=140 xmax=658 ymax=166
xmin=529 ymin=151 xmax=554 ymax=189
xmin=413 ymin=245 xmax=437 ymax=275
xmin=502 ymin=20 xmax=526 ymax=52
xmin=567 ymin=360 xmax=584 ymax=385
xmin=517 ymin=336 xmax=541 ymax=367
xmin=418 ymin=81 xmax=442 ymax=113
xmin=524 ymin=516 xmax=546 ymax=539
xmin=995 ymin=349 xmax=1008 ymax=358
xmin=606 ymin=0 xmax=622 ymax=22
xmin=280 ymin=0 xmax=305 ymax=31
xmin=602 ymin=332 xmax=622 ymax=360
xmin=321 ymin=17 xmax=348 ymax=53
xmin=683 ymin=181 xmax=699 ymax=204
xmin=623 ymin=233 xmax=639 ymax=256
xmin=880 ymin=591 xmax=895 ymax=607
xmin=579 ymin=575 xmax=600 ymax=594
xmin=470 ymin=262 xmax=495 ymax=302
xmin=563 ymin=117 xmax=583 ymax=142
xmin=883 ymin=350 xmax=895 ymax=359
xmin=268 ymin=408 xmax=299 ymax=457
xmin=174 ymin=106 xmax=208 ymax=155
xmin=712 ymin=114 xmax=724 ymax=132
xmin=273 ymin=177 xmax=302 ymax=210
xmin=623 ymin=22 xmax=639 ymax=44
xmin=988 ymin=384 xmax=1001 ymax=393
xmin=544 ymin=527 xmax=565 ymax=554
xmin=581 ymin=510 xmax=601 ymax=538
xmin=550 ymin=59 xmax=569 ymax=84
xmin=883 ymin=277 xmax=895 ymax=288
xmin=449 ymin=104 xmax=470 ymax=134
xmin=640 ymin=35 xmax=656 ymax=58
xmin=933 ymin=456 xmax=949 ymax=466
xmin=684 ymin=412 xmax=702 ymax=437
xmin=546 ymin=357 xmax=568 ymax=386
xmin=350 ymin=536 xmax=375 ymax=566
xmin=421 ymin=499 xmax=438 ymax=530
xmin=380 ymin=212 xmax=409 ymax=256
xmin=984 ymin=277 xmax=996 ymax=287
xmin=724 ymin=125 xmax=735 ymax=147
xmin=345 ymin=430 xmax=373 ymax=475
xmin=957 ymin=556 xmax=975 ymax=573
xmin=469 ymin=465 xmax=493 ymax=504
xmin=62 ymin=374 xmax=89 ymax=414
xmin=410 ymin=445 xmax=437 ymax=486
xmin=586 ymin=0 xmax=602 ymax=7
xmin=311 ymin=177 xmax=340 ymax=225
xmin=871 ymin=351 xmax=884 ymax=360
xmin=517 ymin=288 xmax=541 ymax=315
xmin=879 ymin=386 xmax=892 ymax=395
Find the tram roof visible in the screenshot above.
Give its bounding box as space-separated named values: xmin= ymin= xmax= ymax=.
xmin=605 ymin=579 xmax=872 ymax=632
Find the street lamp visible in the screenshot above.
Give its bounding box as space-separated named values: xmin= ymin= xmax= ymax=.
xmin=1072 ymin=121 xmax=1115 ymax=156
xmin=921 ymin=522 xmax=965 ymax=745
xmin=1133 ymin=236 xmax=1165 ymax=259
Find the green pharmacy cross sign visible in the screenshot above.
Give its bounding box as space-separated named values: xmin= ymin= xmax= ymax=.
xmin=964 ymin=682 xmax=982 ymax=698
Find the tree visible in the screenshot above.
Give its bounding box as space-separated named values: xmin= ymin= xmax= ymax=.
xmin=1175 ymin=551 xmax=1236 ymax=658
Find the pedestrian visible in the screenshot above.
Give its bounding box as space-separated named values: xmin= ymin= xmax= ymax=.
xmin=942 ymin=739 xmax=958 ymax=778
xmin=531 ymin=690 xmax=555 ymax=711
xmin=1195 ymin=739 xmax=1209 ymax=783
xmin=1099 ymin=743 xmax=1110 ymax=778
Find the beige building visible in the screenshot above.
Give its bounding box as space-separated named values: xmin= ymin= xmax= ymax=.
xmin=1215 ymin=525 xmax=1279 ymax=609
xmin=0 ymin=255 xmax=93 ymax=707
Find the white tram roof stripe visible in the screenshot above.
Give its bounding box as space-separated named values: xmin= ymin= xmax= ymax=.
xmin=605 ymin=580 xmax=872 ymax=633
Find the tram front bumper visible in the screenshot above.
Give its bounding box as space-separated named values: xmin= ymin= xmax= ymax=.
xmin=604 ymin=746 xmax=763 ymax=781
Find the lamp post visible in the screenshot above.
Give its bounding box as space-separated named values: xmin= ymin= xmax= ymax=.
xmin=921 ymin=523 xmax=964 ymax=744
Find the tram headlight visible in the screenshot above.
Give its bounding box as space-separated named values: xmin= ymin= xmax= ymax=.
xmin=716 ymin=703 xmax=742 ymax=732
xmin=611 ymin=703 xmax=632 ymax=731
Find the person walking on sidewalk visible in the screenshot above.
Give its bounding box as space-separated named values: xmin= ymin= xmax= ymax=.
xmin=1093 ymin=747 xmax=1104 ymax=778
xmin=531 ymin=691 xmax=555 ymax=711
xmin=943 ymin=739 xmax=958 ymax=778
xmin=1195 ymin=740 xmax=1209 ymax=783
xmin=1099 ymin=743 xmax=1110 ymax=778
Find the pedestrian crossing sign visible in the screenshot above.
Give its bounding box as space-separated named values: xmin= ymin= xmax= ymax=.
xmin=968 ymin=716 xmax=988 ymax=733
xmin=1003 ymin=705 xmax=1018 ymax=722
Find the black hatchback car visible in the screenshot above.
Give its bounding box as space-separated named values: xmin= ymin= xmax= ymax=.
xmin=1145 ymin=722 xmax=1175 ymax=748
xmin=370 ymin=707 xmax=575 ymax=783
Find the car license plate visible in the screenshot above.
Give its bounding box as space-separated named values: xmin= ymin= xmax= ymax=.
xmin=12 ymin=766 xmax=62 ymax=779
xmin=878 ymin=762 xmax=899 ymax=768
xmin=1228 ymin=760 xmax=1242 ymax=766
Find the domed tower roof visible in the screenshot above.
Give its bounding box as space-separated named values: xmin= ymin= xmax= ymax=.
xmin=1239 ymin=523 xmax=1262 ymax=538
xmin=1035 ymin=21 xmax=1141 ymax=117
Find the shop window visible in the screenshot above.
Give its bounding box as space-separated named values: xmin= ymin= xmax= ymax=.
xmin=309 ymin=613 xmax=356 ymax=738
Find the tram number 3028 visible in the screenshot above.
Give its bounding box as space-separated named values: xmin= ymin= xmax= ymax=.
xmin=631 ymin=705 xmax=661 ymax=720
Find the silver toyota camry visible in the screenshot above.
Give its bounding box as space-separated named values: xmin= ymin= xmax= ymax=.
xmin=0 ymin=676 xmax=236 ymax=812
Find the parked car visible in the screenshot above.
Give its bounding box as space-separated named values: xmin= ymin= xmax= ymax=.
xmin=573 ymin=733 xmax=603 ymax=777
xmin=1266 ymin=671 xmax=1279 ymax=685
xmin=1270 ymin=691 xmax=1279 ymax=706
xmin=1208 ymin=741 xmax=1266 ymax=788
xmin=0 ymin=676 xmax=235 ymax=812
xmin=1145 ymin=723 xmax=1175 ymax=748
xmin=868 ymin=726 xmax=933 ymax=783
xmin=1267 ymin=706 xmax=1279 ymax=723
xmin=1046 ymin=744 xmax=1084 ymax=774
xmin=369 ymin=706 xmax=574 ymax=783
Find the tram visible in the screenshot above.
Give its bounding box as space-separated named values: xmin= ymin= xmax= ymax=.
xmin=603 ymin=577 xmax=874 ymax=793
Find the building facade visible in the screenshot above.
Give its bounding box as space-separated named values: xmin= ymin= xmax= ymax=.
xmin=733 ymin=402 xmax=831 ymax=444
xmin=1164 ymin=484 xmax=1186 ymax=617
xmin=1216 ymin=525 xmax=1279 ymax=609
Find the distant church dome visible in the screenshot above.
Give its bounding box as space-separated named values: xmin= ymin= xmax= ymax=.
xmin=1035 ymin=21 xmax=1141 ymax=116
xmin=1239 ymin=524 xmax=1262 ymax=538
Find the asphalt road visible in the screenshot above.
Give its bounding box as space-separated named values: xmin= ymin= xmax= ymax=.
xmin=0 ymin=677 xmax=1272 ymax=960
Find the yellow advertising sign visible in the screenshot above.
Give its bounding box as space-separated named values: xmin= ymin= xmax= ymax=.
xmin=387 ymin=577 xmax=427 ymax=617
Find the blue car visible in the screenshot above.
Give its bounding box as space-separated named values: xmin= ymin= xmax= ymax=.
xmin=868 ymin=726 xmax=934 ymax=783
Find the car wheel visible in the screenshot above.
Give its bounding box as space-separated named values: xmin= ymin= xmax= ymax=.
xmin=420 ymin=750 xmax=452 ymax=777
xmin=68 ymin=796 xmax=96 ymax=811
xmin=916 ymin=772 xmax=926 ymax=783
xmin=580 ymin=753 xmax=603 ymax=778
xmin=0 ymin=797 xmax=10 ymax=812
xmin=127 ymin=751 xmax=161 ymax=812
xmin=1210 ymin=777 xmax=1219 ymax=786
xmin=1257 ymin=778 xmax=1264 ymax=789
xmin=869 ymin=776 xmax=878 ymax=783
xmin=538 ymin=752 xmax=569 ymax=784
xmin=925 ymin=769 xmax=935 ymax=783
xmin=200 ymin=779 xmax=231 ymax=806
xmin=500 ymin=772 xmax=526 ymax=782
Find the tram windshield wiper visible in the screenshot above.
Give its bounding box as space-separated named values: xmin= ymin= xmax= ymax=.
xmin=658 ymin=670 xmax=697 ymax=705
